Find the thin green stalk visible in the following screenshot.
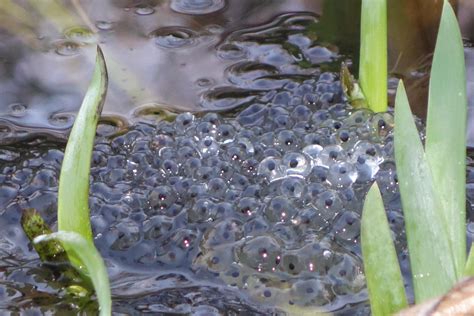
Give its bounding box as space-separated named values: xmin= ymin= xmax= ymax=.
xmin=359 ymin=0 xmax=387 ymax=112
xmin=58 ymin=46 xmax=108 ymax=245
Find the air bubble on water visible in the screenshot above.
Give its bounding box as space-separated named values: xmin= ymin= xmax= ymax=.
xmin=170 ymin=0 xmax=226 ymax=15
xmin=135 ymin=6 xmax=156 ymax=15
xmin=53 ymin=40 xmax=81 ymax=56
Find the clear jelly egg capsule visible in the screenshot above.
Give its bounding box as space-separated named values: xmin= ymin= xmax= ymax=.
xmin=174 ymin=112 xmax=195 ymax=134
xmin=319 ymin=145 xmax=347 ymax=168
xmin=315 ymin=190 xmax=344 ymax=214
xmin=199 ymin=136 xmax=219 ymax=158
xmin=235 ymin=137 xmax=255 ymax=156
xmin=280 ymin=251 xmax=305 ymax=275
xmin=302 ymin=144 xmax=323 ymax=165
xmin=237 ymin=235 xmax=282 ymax=272
xmin=275 ymin=130 xmax=299 ymax=151
xmin=279 ymin=177 xmax=305 ymax=199
xmin=265 ymin=196 xmax=296 ymax=223
xmin=352 ymin=154 xmax=380 ymax=183
xmin=257 ymin=157 xmax=285 ymax=183
xmin=343 ymin=108 xmax=372 ymax=127
xmin=370 ymin=112 xmax=394 ymax=139
xmin=203 ymin=219 xmax=243 ymax=247
xmin=327 ymin=162 xmax=357 ymax=188
xmin=332 ymin=211 xmax=361 ymax=247
xmin=282 ymin=152 xmax=310 ymax=177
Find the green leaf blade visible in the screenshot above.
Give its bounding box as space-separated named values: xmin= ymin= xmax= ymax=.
xmin=361 ymin=182 xmax=408 ymax=316
xmin=425 ymin=0 xmax=467 ymax=278
xmin=394 ymin=80 xmax=456 ymax=302
xmin=57 ymin=46 xmax=108 ymax=242
xmin=35 ymin=232 xmax=111 ymax=316
xmin=359 ymin=0 xmax=387 ymax=112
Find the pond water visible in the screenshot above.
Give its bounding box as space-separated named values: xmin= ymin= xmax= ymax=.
xmin=0 ymin=0 xmax=474 ymax=315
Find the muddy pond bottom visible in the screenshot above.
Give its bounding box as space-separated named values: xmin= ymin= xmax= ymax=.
xmin=0 ymin=71 xmax=435 ymax=315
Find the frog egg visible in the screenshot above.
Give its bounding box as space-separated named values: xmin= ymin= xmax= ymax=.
xmin=241 ymin=184 xmax=261 ymax=198
xmin=230 ymin=173 xmax=250 ymax=190
xmin=257 ymin=157 xmax=285 ymax=183
xmin=237 ymin=103 xmax=267 ymax=127
xmin=174 ymin=112 xmax=195 ymax=134
xmin=294 ymin=206 xmax=334 ymax=233
xmin=196 ymin=166 xmax=216 ymax=182
xmin=236 ymin=197 xmax=262 ymax=217
xmin=327 ymin=162 xmax=357 ymax=188
xmin=307 ymin=165 xmax=329 ymax=183
xmin=216 ymin=123 xmax=236 ymax=143
xmin=160 ymin=159 xmax=179 ymax=176
xmin=328 ymin=253 xmax=365 ymax=296
xmin=188 ymin=198 xmax=217 ymax=222
xmin=343 ymin=108 xmax=373 ymax=127
xmin=275 ymin=130 xmax=299 ymax=151
xmin=328 ymin=103 xmax=351 ymax=119
xmin=259 ymin=131 xmax=276 ymax=147
xmin=216 ymin=161 xmax=234 ymax=180
xmin=370 ymin=112 xmax=394 ymax=139
xmin=177 ymin=145 xmax=199 ymax=161
xmin=265 ymin=196 xmax=296 ymax=223
xmin=332 ymin=211 xmax=361 ymax=247
xmin=282 ymin=152 xmax=310 ymax=177
xmin=243 ymin=216 xmax=270 ymax=236
xmin=158 ymin=147 xmax=177 ymax=160
xmin=188 ymin=183 xmax=208 ymax=199
xmin=143 ymin=215 xmax=173 ymax=240
xmin=279 ymin=177 xmax=305 ymax=199
xmin=203 ymin=219 xmax=243 ymax=247
xmin=271 ymin=114 xmax=294 ymax=131
xmin=199 ymin=136 xmax=220 ymax=158
xmin=311 ymin=110 xmax=331 ymax=126
xmin=109 ymin=219 xmax=141 ymax=250
xmin=182 ymin=157 xmax=202 ymax=177
xmin=280 ymin=251 xmax=305 ymax=275
xmin=302 ymin=144 xmax=323 ymax=164
xmin=201 ymin=112 xmax=221 ymax=125
xmin=297 ymin=242 xmax=336 ymax=274
xmin=314 ymin=190 xmax=344 ymax=214
xmin=289 ymin=279 xmax=334 ymax=306
xmin=148 ymin=186 xmax=177 ymax=213
xmin=226 ymin=145 xmax=246 ymax=164
xmin=302 ymin=183 xmax=326 ymax=204
xmin=159 ymin=228 xmax=199 ymax=265
xmin=319 ymin=145 xmax=347 ymax=168
xmin=291 ymin=105 xmax=312 ymax=122
xmin=215 ymin=201 xmax=235 ymax=218
xmin=352 ymin=154 xmax=380 ymax=183
xmin=194 ymin=121 xmax=217 ymax=139
xmin=237 ymin=235 xmax=282 ymax=272
xmin=235 ymin=137 xmax=255 ymax=156
xmin=172 ymin=177 xmax=194 ymax=196
xmin=375 ymin=161 xmax=399 ymax=203
xmin=207 ymin=177 xmax=228 ymax=199
xmin=303 ymin=131 xmax=331 ymax=147
xmin=242 ymin=158 xmax=260 ymax=177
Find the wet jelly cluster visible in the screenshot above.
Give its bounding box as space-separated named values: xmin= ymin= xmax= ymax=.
xmin=0 ymin=73 xmax=413 ymax=312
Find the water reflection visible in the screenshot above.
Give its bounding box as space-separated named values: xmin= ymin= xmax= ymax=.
xmin=0 ymin=0 xmax=472 ymax=145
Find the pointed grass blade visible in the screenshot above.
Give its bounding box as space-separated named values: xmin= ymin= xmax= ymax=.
xmin=465 ymin=244 xmax=474 ymax=277
xmin=425 ymin=0 xmax=467 ymax=278
xmin=359 ymin=0 xmax=387 ymax=112
xmin=394 ymin=81 xmax=456 ymax=302
xmin=57 ymin=47 xmax=108 ymax=243
xmin=361 ymin=182 xmax=408 ymax=315
xmin=35 ymin=232 xmax=111 ymax=316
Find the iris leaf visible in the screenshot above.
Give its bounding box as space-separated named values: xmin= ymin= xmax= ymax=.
xmin=425 ymin=0 xmax=467 ymax=278
xmin=394 ymin=80 xmax=456 ymax=302
xmin=361 ymin=182 xmax=408 ymax=315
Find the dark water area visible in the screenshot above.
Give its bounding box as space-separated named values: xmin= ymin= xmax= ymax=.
xmin=0 ymin=0 xmax=472 ymax=143
xmin=0 ymin=0 xmax=474 ymax=315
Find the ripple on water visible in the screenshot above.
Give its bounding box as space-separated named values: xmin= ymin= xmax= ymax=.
xmin=170 ymin=0 xmax=226 ymax=15
xmin=149 ymin=26 xmax=198 ymax=49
